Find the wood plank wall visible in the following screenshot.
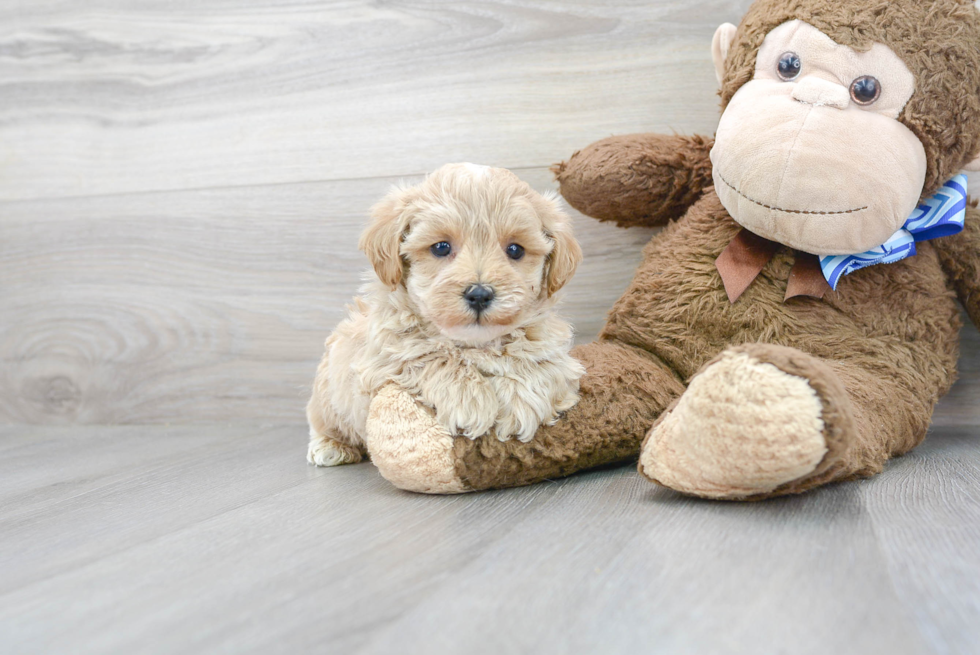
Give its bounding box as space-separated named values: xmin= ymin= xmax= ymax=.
xmin=1 ymin=1 xmax=978 ymax=425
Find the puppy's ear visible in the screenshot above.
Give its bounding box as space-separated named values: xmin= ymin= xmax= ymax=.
xmin=539 ymin=195 xmax=583 ymax=297
xmin=359 ymin=188 xmax=413 ymax=289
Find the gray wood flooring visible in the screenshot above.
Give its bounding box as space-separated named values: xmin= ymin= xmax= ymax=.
xmin=2 ymin=423 xmax=979 ymax=655
xmin=2 ymin=1 xmax=980 ymax=653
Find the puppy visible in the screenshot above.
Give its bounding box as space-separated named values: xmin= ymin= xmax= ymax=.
xmin=307 ymin=163 xmax=585 ymax=467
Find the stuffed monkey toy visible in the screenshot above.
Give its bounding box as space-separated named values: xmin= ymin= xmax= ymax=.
xmin=363 ymin=0 xmax=980 ymax=499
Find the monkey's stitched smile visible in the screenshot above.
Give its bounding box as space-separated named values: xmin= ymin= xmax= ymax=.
xmin=718 ymin=173 xmax=868 ymax=216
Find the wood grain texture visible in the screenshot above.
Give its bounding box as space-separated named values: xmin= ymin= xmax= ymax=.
xmin=2 ymin=0 xmax=979 ymax=425
xmin=0 ymin=0 xmax=752 ymax=201
xmin=1 ymin=423 xmax=978 ymax=655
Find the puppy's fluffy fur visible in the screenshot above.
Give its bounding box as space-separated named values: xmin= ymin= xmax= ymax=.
xmin=307 ymin=163 xmax=585 ymax=467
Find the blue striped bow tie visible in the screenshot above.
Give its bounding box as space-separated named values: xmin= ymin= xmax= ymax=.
xmin=820 ymin=174 xmax=968 ymax=290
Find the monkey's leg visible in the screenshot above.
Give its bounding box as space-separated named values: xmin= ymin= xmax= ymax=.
xmin=366 ymin=340 xmax=686 ymax=494
xmin=639 ymin=343 xmax=935 ymax=499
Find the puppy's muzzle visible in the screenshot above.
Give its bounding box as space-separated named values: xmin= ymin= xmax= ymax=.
xmin=463 ymin=284 xmax=495 ymax=313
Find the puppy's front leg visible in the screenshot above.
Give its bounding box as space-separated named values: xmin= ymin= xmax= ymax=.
xmin=489 ymin=357 xmax=584 ymax=442
xmin=306 ymin=346 xmax=367 ymax=467
xmin=307 ymin=415 xmax=364 ymax=467
xmin=420 ymin=364 xmax=498 ymax=440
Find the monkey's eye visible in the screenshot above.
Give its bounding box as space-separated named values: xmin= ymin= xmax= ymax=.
xmin=850 ymin=76 xmax=881 ymax=106
xmin=505 ymin=244 xmax=525 ymax=261
xmin=430 ymin=242 xmax=452 ymax=258
xmin=777 ymin=52 xmax=802 ymax=81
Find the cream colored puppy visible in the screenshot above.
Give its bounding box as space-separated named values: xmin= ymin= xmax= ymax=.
xmin=307 ymin=163 xmax=585 ymax=467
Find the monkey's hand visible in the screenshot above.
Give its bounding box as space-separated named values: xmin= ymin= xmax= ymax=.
xmin=552 ymin=133 xmax=714 ymax=229
xmin=935 ymin=202 xmax=980 ymax=330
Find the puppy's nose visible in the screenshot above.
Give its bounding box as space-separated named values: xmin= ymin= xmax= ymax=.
xmin=463 ymin=284 xmax=495 ymax=312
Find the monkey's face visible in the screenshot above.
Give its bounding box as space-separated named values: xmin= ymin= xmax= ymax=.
xmin=710 ymin=20 xmax=927 ymax=255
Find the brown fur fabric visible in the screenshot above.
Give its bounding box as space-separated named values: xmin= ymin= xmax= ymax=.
xmin=720 ymin=0 xmax=980 ymax=197
xmin=608 ymin=192 xmax=959 ymax=490
xmin=552 ymin=134 xmax=714 ymax=228
xmin=934 ymin=203 xmax=980 ymax=330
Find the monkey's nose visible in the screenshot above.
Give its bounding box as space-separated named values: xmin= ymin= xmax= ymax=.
xmin=791 ymin=76 xmax=850 ymax=110
xmin=463 ymin=284 xmax=495 ymax=312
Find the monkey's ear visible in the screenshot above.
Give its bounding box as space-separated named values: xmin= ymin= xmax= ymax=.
xmin=359 ymin=188 xmax=413 ymax=289
xmin=965 ymin=154 xmax=980 ymax=172
xmin=712 ymin=23 xmax=738 ymax=87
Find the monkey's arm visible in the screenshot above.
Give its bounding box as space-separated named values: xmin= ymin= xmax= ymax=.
xmin=552 ymin=133 xmax=714 ymax=228
xmin=934 ymin=203 xmax=980 ymax=330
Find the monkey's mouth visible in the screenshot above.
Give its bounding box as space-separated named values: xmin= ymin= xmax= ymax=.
xmin=718 ymin=174 xmax=868 ymax=216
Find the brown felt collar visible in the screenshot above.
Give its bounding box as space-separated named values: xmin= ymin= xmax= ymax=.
xmin=716 ymin=229 xmax=830 ymax=303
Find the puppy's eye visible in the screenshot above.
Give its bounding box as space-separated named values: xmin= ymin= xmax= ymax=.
xmin=850 ymin=76 xmax=881 ymax=106
xmin=505 ymin=244 xmax=525 ymax=261
xmin=430 ymin=242 xmax=452 ymax=258
xmin=777 ymin=52 xmax=801 ymax=81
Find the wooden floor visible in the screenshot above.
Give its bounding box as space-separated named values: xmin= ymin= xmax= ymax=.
xmin=2 ymin=1 xmax=980 ymax=653
xmin=2 ymin=423 xmax=980 ymax=654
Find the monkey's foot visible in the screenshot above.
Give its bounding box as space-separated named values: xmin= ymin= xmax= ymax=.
xmin=365 ymin=384 xmax=471 ymax=494
xmin=639 ymin=344 xmax=851 ymax=499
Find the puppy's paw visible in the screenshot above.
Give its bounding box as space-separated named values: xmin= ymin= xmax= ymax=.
xmin=493 ymin=404 xmax=542 ymax=443
xmin=491 ymin=377 xmax=579 ymax=443
xmin=307 ymin=434 xmax=363 ymax=467
xmin=435 ymin=383 xmax=497 ymax=439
